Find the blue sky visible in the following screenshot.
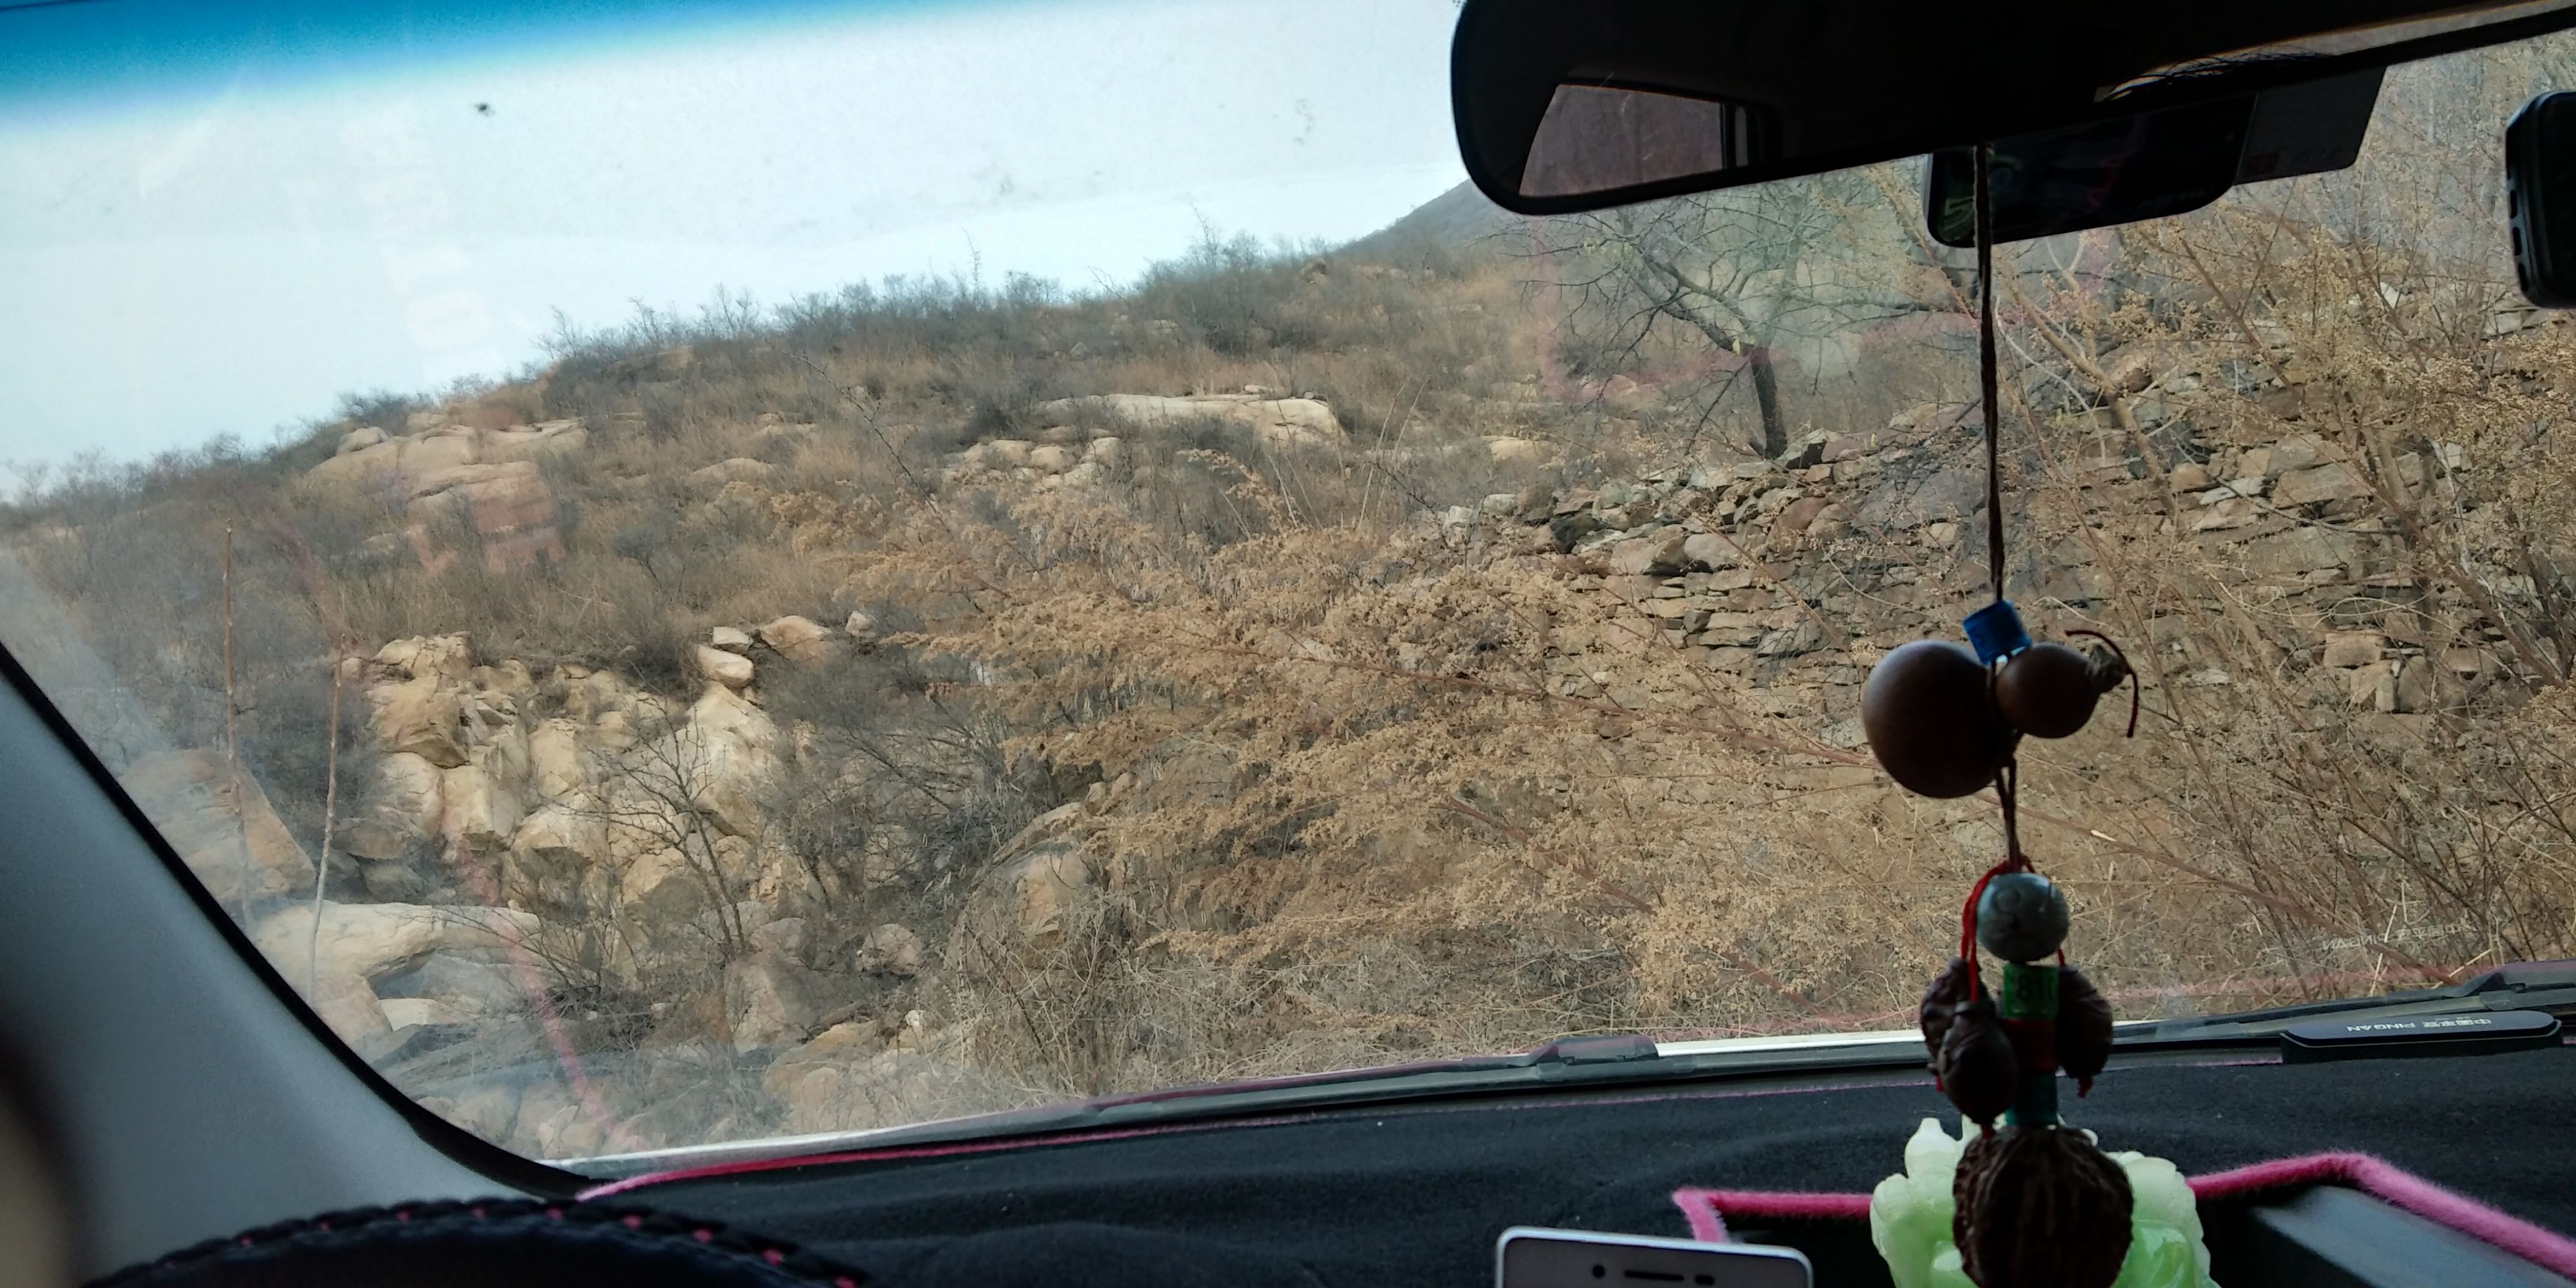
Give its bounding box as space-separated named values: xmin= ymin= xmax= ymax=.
xmin=0 ymin=0 xmax=1469 ymax=465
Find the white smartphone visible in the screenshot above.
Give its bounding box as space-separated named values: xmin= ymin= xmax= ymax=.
xmin=1495 ymin=1227 xmax=1812 ymax=1288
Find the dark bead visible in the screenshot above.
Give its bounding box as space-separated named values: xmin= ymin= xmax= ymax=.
xmin=1861 ymin=640 xmax=2016 ymax=798
xmin=2057 ymin=966 xmax=2115 ymax=1084
xmin=1993 ymin=641 xmax=2103 ymax=739
xmin=1953 ymin=1125 xmax=2134 ymax=1288
xmin=1919 ymin=955 xmax=1979 ymax=1063
xmin=1937 ymin=998 xmax=2019 ymax=1127
xmin=1976 ymin=872 xmax=2071 ymax=962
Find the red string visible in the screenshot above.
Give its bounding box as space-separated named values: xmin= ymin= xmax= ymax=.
xmin=1958 ymin=786 xmax=2043 ymax=999
xmin=1959 ymin=857 xmax=2023 ymax=999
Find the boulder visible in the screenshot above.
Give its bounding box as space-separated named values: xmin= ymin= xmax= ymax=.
xmin=1485 ymin=437 xmax=1557 ymax=468
xmin=2271 ymin=462 xmax=2371 ymax=507
xmin=250 ymin=900 xmax=537 ymax=986
xmin=856 ymin=923 xmax=926 ymax=977
xmin=723 ymin=951 xmax=817 ymax=1053
xmin=689 ymin=458 xmax=777 ymax=489
xmin=2395 ymin=656 xmax=2437 ymax=713
xmin=378 ymin=634 xmax=474 ymax=684
xmin=1694 ymin=613 xmax=1769 ymax=648
xmin=398 ymin=428 xmax=480 ymax=481
xmin=307 ymin=422 xmax=583 ymax=493
xmin=1681 ymin=533 xmax=1744 ymax=570
xmin=2189 ymin=497 xmax=2260 ymax=532
xmin=1026 ymin=445 xmax=1080 ymax=474
xmin=2264 ymin=433 xmax=2346 ymax=475
xmin=616 ymin=845 xmax=704 ymax=929
xmin=758 ymin=615 xmax=835 ymax=663
xmin=965 ymin=439 xmax=1033 ymax=470
xmin=1609 ymin=530 xmax=1689 ymax=577
xmin=696 ymin=645 xmax=754 ymax=689
xmin=2321 ymin=632 xmax=2385 ymax=669
xmin=511 ymin=802 xmax=606 ymax=868
xmin=2236 ymin=529 xmax=2351 ymax=577
xmin=1771 ymin=496 xmax=1832 ymax=547
xmin=118 ymin=750 xmax=316 ymax=907
xmin=710 ymin=626 xmax=754 ymax=655
xmin=527 ymin=718 xmax=588 ymax=799
xmin=1856 ymin=467 xmax=1982 ymax=532
xmin=338 ymin=751 xmax=446 ymax=861
xmin=303 ymin=971 xmax=395 ymax=1051
xmin=370 ymin=676 xmax=471 ymax=767
xmin=960 ymin=838 xmax=1094 ymax=959
xmin=379 ymin=952 xmax=528 ymax=1020
xmin=750 ymin=916 xmax=808 ymax=960
xmin=760 ymin=1020 xmax=885 ymax=1124
xmin=1035 ymin=393 xmax=1346 ymax=448
xmin=1819 ymin=433 xmax=1871 ymax=463
xmin=404 ymin=458 xmax=544 ymax=511
xmin=763 ymin=1043 xmax=1009 ymax=1137
xmin=681 ymin=682 xmax=782 ymax=837
xmin=379 ymin=998 xmax=464 ymax=1030
xmin=441 ymin=763 xmax=524 ymax=851
xmin=2348 ymin=660 xmax=2400 ymax=711
xmin=843 ymin=611 xmax=879 ymax=646
xmin=477 ymin=419 xmax=589 ymax=462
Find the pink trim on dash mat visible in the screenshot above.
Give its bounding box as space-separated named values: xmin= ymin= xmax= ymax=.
xmin=1671 ymin=1152 xmax=2576 ymax=1277
xmin=1671 ymin=1189 xmax=1871 ymax=1244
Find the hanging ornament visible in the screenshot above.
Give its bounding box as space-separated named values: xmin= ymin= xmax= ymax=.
xmin=1994 ymin=633 xmax=2137 ymax=740
xmin=1858 ymin=142 xmax=2155 ymax=1288
xmin=1861 ymin=640 xmax=2017 ymax=798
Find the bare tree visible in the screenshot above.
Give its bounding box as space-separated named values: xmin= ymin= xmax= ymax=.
xmin=577 ymin=720 xmax=764 ymax=964
xmin=1538 ymin=167 xmax=1939 ymax=457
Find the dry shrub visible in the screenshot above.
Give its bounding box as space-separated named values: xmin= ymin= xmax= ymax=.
xmin=8 ymin=40 xmax=2576 ymax=1132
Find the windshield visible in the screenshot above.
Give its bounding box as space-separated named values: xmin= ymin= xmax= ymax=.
xmin=4 ymin=0 xmax=2574 ymax=1165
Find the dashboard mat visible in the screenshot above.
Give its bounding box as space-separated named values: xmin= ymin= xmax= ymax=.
xmin=619 ymin=1046 xmax=2576 ymax=1287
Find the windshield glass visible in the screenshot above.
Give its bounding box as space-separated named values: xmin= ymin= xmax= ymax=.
xmin=5 ymin=1 xmax=2574 ymax=1164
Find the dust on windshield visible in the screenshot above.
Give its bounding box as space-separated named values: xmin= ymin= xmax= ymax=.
xmin=3 ymin=15 xmax=2574 ymax=1162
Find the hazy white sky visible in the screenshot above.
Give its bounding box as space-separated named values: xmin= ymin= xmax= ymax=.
xmin=0 ymin=0 xmax=1468 ymax=466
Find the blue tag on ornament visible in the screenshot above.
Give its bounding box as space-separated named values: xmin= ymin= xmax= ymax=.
xmin=1962 ymin=600 xmax=2031 ymax=666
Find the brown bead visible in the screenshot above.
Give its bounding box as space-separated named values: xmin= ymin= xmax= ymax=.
xmin=1953 ymin=1125 xmax=2134 ymax=1288
xmin=1993 ymin=641 xmax=2102 ymax=739
xmin=1862 ymin=640 xmax=2016 ymax=798
xmin=2057 ymin=966 xmax=2115 ymax=1085
xmin=1920 ymin=955 xmax=1979 ymax=1063
xmin=1936 ymin=998 xmax=2019 ymax=1127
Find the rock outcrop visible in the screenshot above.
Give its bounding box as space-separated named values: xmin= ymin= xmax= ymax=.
xmin=1035 ymin=393 xmax=1346 ymax=448
xmin=306 ymin=420 xmax=584 ymax=572
xmin=248 ymin=899 xmax=537 ymax=1053
xmin=118 ymin=749 xmax=315 ymax=905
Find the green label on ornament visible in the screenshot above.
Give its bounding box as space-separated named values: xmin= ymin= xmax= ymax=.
xmin=1999 ymin=961 xmax=2058 ymax=1020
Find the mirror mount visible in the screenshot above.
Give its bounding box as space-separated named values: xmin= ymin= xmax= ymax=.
xmin=1454 ymin=0 xmax=2576 ymax=215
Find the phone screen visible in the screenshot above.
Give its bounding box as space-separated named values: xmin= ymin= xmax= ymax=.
xmin=1495 ymin=1228 xmax=1811 ymax=1288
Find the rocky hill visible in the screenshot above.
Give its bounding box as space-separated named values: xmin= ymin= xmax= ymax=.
xmin=9 ymin=116 xmax=2576 ymax=1159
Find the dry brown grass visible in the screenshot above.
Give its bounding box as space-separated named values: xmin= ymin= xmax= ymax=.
xmin=6 ymin=41 xmax=2576 ymax=1139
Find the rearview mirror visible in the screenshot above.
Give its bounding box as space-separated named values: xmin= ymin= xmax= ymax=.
xmin=1453 ymin=0 xmax=2576 ymax=215
xmin=1920 ymin=71 xmax=2382 ymax=248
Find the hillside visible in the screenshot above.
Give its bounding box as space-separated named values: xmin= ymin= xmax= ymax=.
xmin=7 ymin=58 xmax=2576 ymax=1161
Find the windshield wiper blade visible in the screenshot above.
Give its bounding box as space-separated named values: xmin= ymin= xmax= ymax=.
xmin=2116 ymin=959 xmax=2576 ymax=1045
xmin=565 ymin=1032 xmax=1931 ymax=1180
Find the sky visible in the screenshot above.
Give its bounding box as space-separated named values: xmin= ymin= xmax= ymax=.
xmin=0 ymin=0 xmax=1470 ymax=466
